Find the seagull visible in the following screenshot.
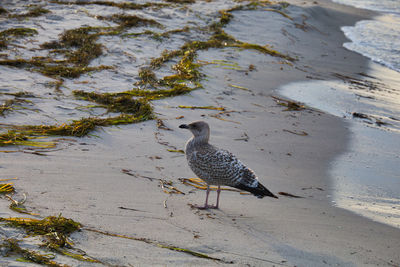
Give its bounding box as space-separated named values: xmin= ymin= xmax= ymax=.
xmin=179 ymin=121 xmax=277 ymax=209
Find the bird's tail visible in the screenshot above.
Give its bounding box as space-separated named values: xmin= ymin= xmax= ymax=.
xmin=234 ymin=182 xmax=278 ymax=199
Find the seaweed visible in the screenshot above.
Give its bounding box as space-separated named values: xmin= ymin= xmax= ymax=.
xmin=149 ymin=29 xmax=294 ymax=74
xmin=9 ymin=6 xmax=50 ymax=19
xmin=0 ymin=131 xmax=32 ymax=147
xmin=234 ymin=42 xmax=295 ymax=61
xmin=0 ymin=28 xmax=38 ymax=49
xmin=137 ymin=67 xmax=159 ymax=87
xmin=167 ymin=149 xmax=184 ymax=153
xmin=0 ymin=239 xmax=66 ymax=267
xmin=1 ymin=215 xmax=81 ymax=248
xmin=282 ymin=129 xmax=308 ymax=136
xmin=0 ymin=100 xmax=16 ymax=116
xmin=0 ymin=183 xmax=14 ymax=194
xmin=264 ymin=8 xmax=293 ymax=20
xmin=0 ymin=214 xmax=99 ymax=263
xmin=278 ymin=192 xmax=303 ymax=198
xmin=5 ymin=194 xmax=39 ymax=215
xmin=73 ymin=90 xmax=154 ymax=115
xmin=45 ymin=26 xmax=104 ymax=66
xmin=40 ymin=65 xmax=112 ymax=78
xmin=177 ymin=105 xmax=225 ymax=110
xmin=150 ymin=49 xmax=183 ymax=69
xmin=271 ymin=96 xmax=305 ymax=111
xmin=160 ymin=180 xmax=185 ymax=194
xmin=228 ymin=84 xmax=250 ymax=91
xmin=0 ymin=58 xmax=45 ymax=68
xmin=168 ymin=50 xmax=202 ymax=81
xmin=50 ymin=0 xmax=168 ymax=10
xmin=98 ymin=14 xmax=162 ymax=28
xmin=156 ymin=244 xmax=226 ymax=261
xmin=0 ymin=0 xmax=296 ymax=151
xmin=0 ymin=111 xmax=153 ymax=148
xmin=85 ymin=228 xmax=231 ymax=263
xmin=179 ymin=178 xmax=242 ymax=192
xmin=0 ymin=57 xmax=112 ymax=79
xmin=116 ymin=84 xmax=195 ymax=100
xmin=0 ymin=114 xmax=152 ymax=148
xmin=165 ymin=0 xmax=195 ymax=4
xmin=49 ymin=247 xmax=100 ymax=263
xmin=1 ymin=91 xmax=35 ymax=97
xmin=0 ymin=6 xmax=8 ymax=14
xmin=25 ymin=114 xmax=150 ymax=136
xmin=0 ymin=28 xmax=38 ymax=38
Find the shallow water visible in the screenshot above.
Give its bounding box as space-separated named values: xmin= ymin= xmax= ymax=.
xmin=332 ymin=0 xmax=400 ymax=72
xmin=282 ymin=0 xmax=400 ymax=228
xmin=280 ymin=62 xmax=400 ymax=228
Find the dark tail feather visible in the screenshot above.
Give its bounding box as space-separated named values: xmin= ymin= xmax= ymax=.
xmin=234 ymin=182 xmax=278 ymax=199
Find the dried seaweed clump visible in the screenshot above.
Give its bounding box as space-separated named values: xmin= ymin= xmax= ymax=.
xmin=0 ymin=215 xmax=99 ymax=264
xmin=1 ymin=215 xmax=81 ymax=247
xmin=0 ymin=105 xmax=153 ymax=147
xmin=28 ymin=115 xmax=150 ymax=136
xmin=0 ymin=239 xmax=66 ymax=266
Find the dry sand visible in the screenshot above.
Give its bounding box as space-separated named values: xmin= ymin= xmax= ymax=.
xmin=1 ymin=0 xmax=399 ymax=266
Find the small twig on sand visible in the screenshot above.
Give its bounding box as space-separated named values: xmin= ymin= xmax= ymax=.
xmin=278 ymin=192 xmax=304 ymax=198
xmin=282 ymin=129 xmax=308 ymax=136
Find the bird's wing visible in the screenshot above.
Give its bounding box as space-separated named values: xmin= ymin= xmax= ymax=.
xmin=188 ymin=145 xmax=259 ymax=187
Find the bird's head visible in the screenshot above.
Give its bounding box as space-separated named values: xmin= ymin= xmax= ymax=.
xmin=179 ymin=121 xmax=210 ymax=141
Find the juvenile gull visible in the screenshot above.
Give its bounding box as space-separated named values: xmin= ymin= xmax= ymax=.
xmin=179 ymin=121 xmax=277 ymax=209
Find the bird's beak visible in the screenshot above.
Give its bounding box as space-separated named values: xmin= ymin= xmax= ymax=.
xmin=179 ymin=124 xmax=189 ymax=129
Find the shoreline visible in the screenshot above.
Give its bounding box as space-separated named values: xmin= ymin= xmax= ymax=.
xmin=1 ymin=0 xmax=399 ymax=266
xmin=278 ymin=0 xmax=400 ymax=228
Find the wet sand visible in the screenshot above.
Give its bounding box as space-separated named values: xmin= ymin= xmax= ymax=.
xmin=1 ymin=0 xmax=399 ymax=266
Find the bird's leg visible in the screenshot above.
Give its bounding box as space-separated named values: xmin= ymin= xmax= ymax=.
xmin=194 ymin=185 xmax=220 ymax=209
xmin=194 ymin=185 xmax=211 ymax=209
xmin=204 ymin=185 xmax=210 ymax=207
xmin=215 ymin=185 xmax=221 ymax=209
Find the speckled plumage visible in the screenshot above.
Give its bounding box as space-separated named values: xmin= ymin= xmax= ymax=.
xmin=186 ymin=143 xmax=258 ymax=188
xmin=179 ymin=121 xmax=277 ymax=209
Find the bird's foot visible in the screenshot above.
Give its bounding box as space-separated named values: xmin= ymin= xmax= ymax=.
xmin=191 ymin=204 xmax=218 ymax=210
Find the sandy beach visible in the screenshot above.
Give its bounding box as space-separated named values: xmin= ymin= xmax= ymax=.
xmin=1 ymin=0 xmax=399 ymax=266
